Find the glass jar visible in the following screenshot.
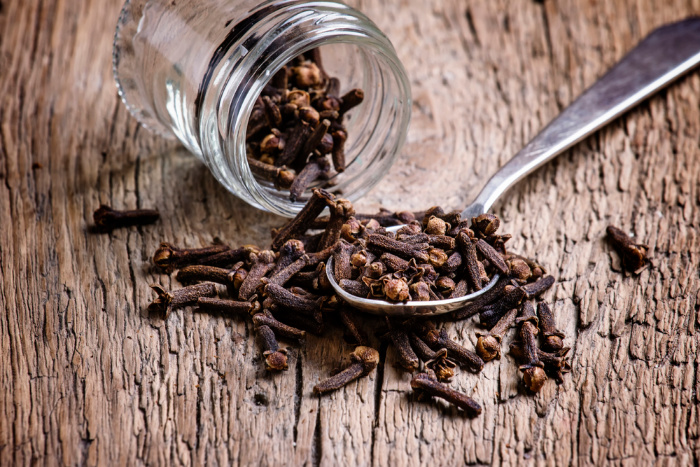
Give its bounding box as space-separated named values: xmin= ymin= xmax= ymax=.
xmin=113 ymin=0 xmax=411 ymax=216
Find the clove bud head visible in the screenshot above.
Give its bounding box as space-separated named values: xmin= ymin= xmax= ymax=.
xmin=341 ymin=218 xmax=363 ymax=242
xmin=475 ymin=335 xmax=501 ymax=362
xmin=543 ymin=335 xmax=564 ymax=352
xmin=152 ymin=243 xmax=177 ymax=269
xmin=522 ymin=366 xmax=547 ymax=393
xmin=292 ymin=63 xmax=322 ymax=88
xmin=425 ymin=216 xmax=447 ymax=235
xmin=508 ymin=258 xmax=531 ymax=282
xmin=264 ymin=349 xmax=289 ymax=371
xmin=351 ymin=346 xmax=380 ymax=374
xmin=383 ymin=278 xmax=409 ymax=302
xmin=471 ymin=214 xmax=500 ymax=236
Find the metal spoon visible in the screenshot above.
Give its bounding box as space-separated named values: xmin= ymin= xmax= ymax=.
xmin=327 ymin=18 xmax=700 ymax=317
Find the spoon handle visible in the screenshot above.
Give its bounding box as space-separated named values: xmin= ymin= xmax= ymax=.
xmin=462 ymin=17 xmax=700 ymax=219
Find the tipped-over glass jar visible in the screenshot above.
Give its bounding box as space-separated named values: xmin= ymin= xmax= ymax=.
xmin=113 ymin=0 xmax=411 ymax=216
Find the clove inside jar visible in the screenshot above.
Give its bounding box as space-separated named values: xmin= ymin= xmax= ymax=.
xmin=113 ymin=0 xmax=412 ymax=216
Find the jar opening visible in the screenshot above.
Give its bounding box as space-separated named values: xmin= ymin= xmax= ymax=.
xmin=227 ymin=33 xmax=411 ymax=216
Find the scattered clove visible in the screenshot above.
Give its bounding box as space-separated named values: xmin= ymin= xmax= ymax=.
xmin=606 ymin=225 xmax=650 ymax=273
xmin=93 ymin=205 xmax=160 ymax=231
xmin=423 ymin=328 xmax=484 ymax=373
xmin=313 ymin=346 xmax=379 ymax=394
xmin=516 ymin=302 xmax=547 ymax=392
xmin=536 ymin=302 xmax=566 ymax=352
xmin=256 ymin=324 xmax=288 ymax=371
xmin=475 ymin=307 xmax=518 ymax=362
xmin=148 ymin=282 xmax=217 ymax=318
xmin=411 ymin=370 xmax=481 ymax=417
xmin=153 ymin=243 xmax=230 ymax=272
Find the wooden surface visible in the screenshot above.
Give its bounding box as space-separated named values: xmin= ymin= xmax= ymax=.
xmin=2 ymin=0 xmax=700 ymax=465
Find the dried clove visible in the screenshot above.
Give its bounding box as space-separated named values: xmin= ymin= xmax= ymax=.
xmin=268 ymin=255 xmax=309 ymax=286
xmin=247 ymin=157 xmax=295 ymax=189
xmin=475 ymin=239 xmax=509 ymax=275
xmin=194 ymin=246 xmax=255 ymax=268
xmin=253 ymin=310 xmax=306 ymax=342
xmin=410 ymin=370 xmax=481 ymax=417
xmin=176 ymin=265 xmax=237 ymax=288
xmin=386 ymin=321 xmax=419 ymax=372
xmin=338 ymin=308 xmax=369 ymax=346
xmin=479 ymin=285 xmax=526 ymax=329
xmin=257 ymin=324 xmax=288 ymax=371
xmin=332 ymin=240 xmax=355 ymax=281
xmin=339 ymin=88 xmax=364 ymax=114
xmin=270 ymin=240 xmax=306 ymax=277
xmin=471 ymin=214 xmax=500 ymax=237
xmin=264 ymin=283 xmax=322 ymax=314
xmin=380 ymin=252 xmax=409 ymax=272
xmin=148 ymin=282 xmax=217 ymax=318
xmin=383 ymin=277 xmax=410 ymax=302
xmin=197 ymin=296 xmax=255 ymax=315
xmin=457 ymin=232 xmax=482 ymax=291
xmin=509 ymin=342 xmax=571 ymax=385
xmin=339 ymin=279 xmax=370 ymax=297
xmin=521 ymin=275 xmax=555 ymax=299
xmin=475 ymin=308 xmax=518 ymax=362
xmin=318 ymin=198 xmax=355 ymax=250
xmin=367 ymin=234 xmax=429 ymax=263
xmin=606 ymin=225 xmax=649 ymax=273
xmin=516 ymin=302 xmax=547 ymax=392
xmin=238 ymin=250 xmax=276 ymax=300
xmin=331 ymin=129 xmax=347 ymax=172
xmin=313 ymin=346 xmax=379 ymax=394
xmin=153 ymin=243 xmax=231 ymax=272
xmin=409 ymin=332 xmax=456 ymax=382
xmin=272 ymin=188 xmax=334 ymax=250
xmin=423 ymin=328 xmax=484 ymax=373
xmin=424 ymin=349 xmax=458 ymax=383
xmin=93 ymin=205 xmax=160 ymax=231
xmin=536 ymin=302 xmax=565 ymax=352
xmin=289 ymin=155 xmax=330 ymax=202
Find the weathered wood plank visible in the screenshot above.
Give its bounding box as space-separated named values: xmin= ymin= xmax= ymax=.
xmin=1 ymin=0 xmax=699 ymax=465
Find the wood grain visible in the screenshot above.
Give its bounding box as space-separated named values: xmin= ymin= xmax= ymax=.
xmin=1 ymin=0 xmax=699 ymax=465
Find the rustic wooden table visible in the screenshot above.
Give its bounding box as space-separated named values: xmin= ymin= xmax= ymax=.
xmin=2 ymin=0 xmax=699 ymax=465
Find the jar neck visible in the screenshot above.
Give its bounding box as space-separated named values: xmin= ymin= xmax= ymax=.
xmin=197 ymin=1 xmax=411 ymax=216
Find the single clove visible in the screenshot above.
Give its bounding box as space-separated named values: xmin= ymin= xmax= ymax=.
xmin=457 ymin=232 xmax=482 ymax=291
xmin=93 ymin=205 xmax=160 ymax=231
xmin=516 ymin=302 xmax=547 ymax=392
xmin=423 ymin=328 xmax=484 ymax=373
xmin=386 ymin=320 xmax=419 ymax=372
xmin=272 ymin=188 xmax=334 ymax=250
xmin=148 ymin=282 xmax=217 ymax=318
xmin=521 ymin=275 xmax=555 ymax=299
xmin=537 ymin=302 xmax=566 ymax=352
xmin=153 ymin=242 xmax=231 ymax=272
xmin=256 ymin=324 xmax=288 ymax=371
xmin=338 ymin=307 xmax=369 ymax=346
xmin=238 ymin=250 xmax=276 ymax=300
xmin=197 ymin=296 xmax=255 ymax=315
xmin=606 ymin=225 xmax=650 ymax=273
xmin=479 ymin=285 xmax=526 ymax=329
xmin=252 ymin=310 xmax=306 ymax=342
xmin=264 ymin=283 xmax=322 ymax=314
xmin=475 ymin=308 xmax=518 ymax=362
xmin=410 ymin=370 xmax=481 ymax=417
xmin=313 ymin=346 xmax=379 ymax=394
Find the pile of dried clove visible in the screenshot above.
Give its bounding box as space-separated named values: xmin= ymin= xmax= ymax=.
xmin=245 ymin=49 xmax=364 ymax=201
xmin=139 ymin=188 xmax=571 ymax=415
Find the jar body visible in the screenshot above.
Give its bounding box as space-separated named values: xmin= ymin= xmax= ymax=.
xmin=113 ymin=0 xmax=412 ymax=216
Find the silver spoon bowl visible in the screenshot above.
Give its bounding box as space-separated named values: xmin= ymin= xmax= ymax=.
xmin=327 ymin=18 xmax=700 ymax=317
